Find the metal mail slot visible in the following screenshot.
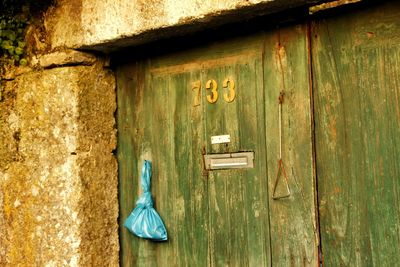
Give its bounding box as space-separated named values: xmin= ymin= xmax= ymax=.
xmin=204 ymin=152 xmax=254 ymax=170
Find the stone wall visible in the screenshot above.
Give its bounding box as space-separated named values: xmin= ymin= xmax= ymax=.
xmin=0 ymin=53 xmax=118 ymax=266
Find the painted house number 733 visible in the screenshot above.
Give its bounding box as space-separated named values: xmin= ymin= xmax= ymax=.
xmin=192 ymin=78 xmax=236 ymax=106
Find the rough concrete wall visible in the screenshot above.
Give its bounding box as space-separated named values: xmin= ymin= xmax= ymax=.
xmin=75 ymin=63 xmax=119 ymax=267
xmin=46 ymin=0 xmax=327 ymax=51
xmin=0 ymin=60 xmax=118 ymax=266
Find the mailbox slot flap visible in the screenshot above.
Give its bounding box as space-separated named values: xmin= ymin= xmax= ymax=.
xmin=204 ymin=152 xmax=254 ymax=170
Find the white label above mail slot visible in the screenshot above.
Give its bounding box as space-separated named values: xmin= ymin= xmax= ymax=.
xmin=211 ymin=135 xmax=230 ymax=144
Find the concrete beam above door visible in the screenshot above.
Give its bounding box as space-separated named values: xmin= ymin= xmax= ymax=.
xmin=47 ymin=0 xmax=337 ymax=52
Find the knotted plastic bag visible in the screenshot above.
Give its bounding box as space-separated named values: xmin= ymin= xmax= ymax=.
xmin=124 ymin=160 xmax=168 ymax=241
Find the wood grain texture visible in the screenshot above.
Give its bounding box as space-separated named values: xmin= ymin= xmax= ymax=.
xmin=263 ymin=24 xmax=319 ymax=266
xmin=312 ymin=2 xmax=400 ymax=266
xmin=116 ymin=62 xmax=145 ymax=267
xmin=117 ymin=36 xmax=273 ymax=266
xmin=117 ymin=63 xmax=210 ymax=266
xmin=203 ymin=44 xmax=270 ymax=267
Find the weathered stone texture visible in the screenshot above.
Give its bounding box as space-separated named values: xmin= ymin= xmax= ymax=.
xmin=0 ymin=79 xmax=20 ymax=266
xmin=0 ymin=63 xmax=118 ymax=266
xmin=38 ymin=50 xmax=97 ymax=69
xmin=46 ymin=0 xmax=327 ymax=51
xmin=75 ymin=64 xmax=119 ymax=267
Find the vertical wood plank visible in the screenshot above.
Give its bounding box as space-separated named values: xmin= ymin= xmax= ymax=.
xmin=169 ymin=71 xmax=209 ymax=266
xmin=237 ymin=53 xmax=271 ymax=267
xmin=312 ymin=2 xmax=400 ymax=266
xmin=263 ymin=24 xmax=318 ymax=266
xmin=187 ymin=70 xmax=211 ymax=267
xmin=204 ymin=65 xmax=232 ymax=267
xmin=148 ymin=74 xmax=173 ymax=266
xmin=116 ymin=62 xmax=147 ymax=267
xmin=205 ymin=44 xmax=270 ymax=267
xmin=118 ymin=62 xmax=210 ymax=266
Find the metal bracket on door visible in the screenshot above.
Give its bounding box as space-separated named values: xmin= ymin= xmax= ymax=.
xmin=272 ymin=159 xmax=291 ymax=199
xmin=272 ymin=91 xmax=291 ymax=200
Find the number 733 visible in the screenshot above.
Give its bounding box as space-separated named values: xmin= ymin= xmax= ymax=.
xmin=192 ymin=78 xmax=236 ymax=106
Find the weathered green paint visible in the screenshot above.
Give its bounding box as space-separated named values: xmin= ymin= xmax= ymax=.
xmin=202 ymin=41 xmax=270 ymax=267
xmin=116 ymin=36 xmax=275 ymax=266
xmin=263 ymin=24 xmax=318 ymax=266
xmin=117 ymin=61 xmax=209 ymax=266
xmin=116 ymin=26 xmax=320 ymax=265
xmin=312 ymin=2 xmax=400 ymax=266
xmin=116 ymin=4 xmax=400 ymax=264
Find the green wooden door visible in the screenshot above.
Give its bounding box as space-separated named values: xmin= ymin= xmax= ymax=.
xmin=117 ymin=2 xmax=400 ymax=265
xmin=116 ymin=26 xmax=317 ymax=266
xmin=312 ymin=2 xmax=400 ymax=266
xmin=117 ymin=37 xmax=272 ymax=267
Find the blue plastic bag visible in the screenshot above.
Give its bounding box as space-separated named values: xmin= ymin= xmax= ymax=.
xmin=124 ymin=160 xmax=168 ymax=241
